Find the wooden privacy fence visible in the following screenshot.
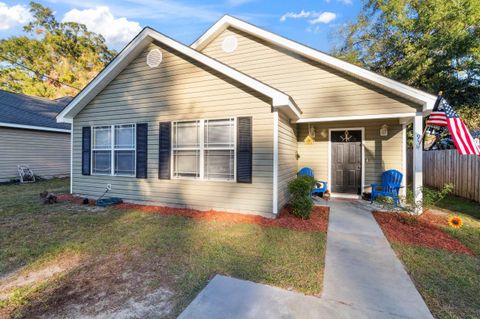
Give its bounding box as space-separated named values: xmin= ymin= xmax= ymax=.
xmin=407 ymin=150 xmax=480 ymax=202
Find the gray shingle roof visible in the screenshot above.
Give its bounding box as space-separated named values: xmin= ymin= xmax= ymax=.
xmin=0 ymin=90 xmax=71 ymax=132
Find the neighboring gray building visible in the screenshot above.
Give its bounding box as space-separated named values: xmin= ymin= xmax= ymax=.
xmin=0 ymin=90 xmax=71 ymax=182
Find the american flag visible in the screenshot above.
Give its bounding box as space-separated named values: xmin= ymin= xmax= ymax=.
xmin=426 ymin=96 xmax=480 ymax=155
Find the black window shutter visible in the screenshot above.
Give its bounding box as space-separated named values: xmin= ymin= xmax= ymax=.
xmin=82 ymin=126 xmax=91 ymax=176
xmin=158 ymin=122 xmax=171 ymax=179
xmin=237 ymin=117 xmax=252 ymax=183
xmin=136 ymin=123 xmax=148 ymax=179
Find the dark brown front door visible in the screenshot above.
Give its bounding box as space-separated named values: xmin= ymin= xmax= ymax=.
xmin=331 ymin=130 xmax=362 ymax=194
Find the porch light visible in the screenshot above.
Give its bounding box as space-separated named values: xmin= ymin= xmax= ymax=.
xmin=380 ymin=124 xmax=388 ymax=137
xmin=308 ymin=124 xmax=316 ymax=138
xmin=320 ymin=129 xmax=328 ymax=138
xmin=304 ymin=124 xmax=315 ymax=144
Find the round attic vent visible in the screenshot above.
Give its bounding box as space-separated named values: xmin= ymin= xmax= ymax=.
xmin=146 ymin=49 xmax=162 ymax=68
xmin=222 ymin=36 xmax=238 ymax=53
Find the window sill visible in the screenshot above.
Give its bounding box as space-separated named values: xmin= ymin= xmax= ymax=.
xmin=91 ymin=173 xmax=136 ymax=177
xmin=171 ymin=177 xmax=236 ymax=183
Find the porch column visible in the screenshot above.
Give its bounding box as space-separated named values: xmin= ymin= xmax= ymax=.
xmin=401 ymin=124 xmax=407 ymax=197
xmin=413 ymin=112 xmax=423 ymax=213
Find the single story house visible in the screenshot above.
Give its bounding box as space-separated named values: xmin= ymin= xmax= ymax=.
xmin=0 ymin=90 xmax=71 ymax=182
xmin=57 ymin=16 xmax=436 ymax=217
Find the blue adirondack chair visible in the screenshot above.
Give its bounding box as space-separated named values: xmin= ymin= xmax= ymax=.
xmin=298 ymin=167 xmax=328 ymax=196
xmin=371 ymin=169 xmax=403 ymax=207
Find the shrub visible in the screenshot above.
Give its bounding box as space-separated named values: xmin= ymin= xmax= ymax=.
xmin=406 ymin=183 xmax=454 ymax=208
xmin=290 ymin=195 xmax=314 ymax=219
xmin=423 ymin=183 xmax=454 ymax=208
xmin=288 ymin=176 xmax=315 ymax=197
xmin=402 ymin=183 xmax=454 ymax=214
xmin=288 ymin=176 xmax=315 ymax=219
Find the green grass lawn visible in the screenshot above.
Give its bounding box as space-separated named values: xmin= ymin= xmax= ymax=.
xmin=435 ymin=195 xmax=480 ymax=220
xmin=389 ymin=196 xmax=480 ymax=319
xmin=0 ymin=178 xmax=326 ymax=318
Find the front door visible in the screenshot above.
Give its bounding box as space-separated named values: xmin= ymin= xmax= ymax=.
xmin=331 ymin=130 xmax=362 ymax=194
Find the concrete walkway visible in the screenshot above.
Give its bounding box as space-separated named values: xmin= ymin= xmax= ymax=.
xmin=179 ymin=200 xmax=434 ymax=319
xmin=178 ymin=275 xmax=397 ymax=319
xmin=323 ymin=199 xmax=433 ymax=318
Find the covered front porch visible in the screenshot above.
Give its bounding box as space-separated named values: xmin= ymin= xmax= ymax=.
xmin=294 ymin=114 xmax=424 ymax=206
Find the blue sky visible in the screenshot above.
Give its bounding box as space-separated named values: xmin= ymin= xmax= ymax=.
xmin=0 ymin=0 xmax=362 ymax=52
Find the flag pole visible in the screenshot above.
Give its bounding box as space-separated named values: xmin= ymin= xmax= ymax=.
xmin=419 ymin=91 xmax=443 ymax=145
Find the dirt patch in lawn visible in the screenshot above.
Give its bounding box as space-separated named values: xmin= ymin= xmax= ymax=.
xmin=0 ymin=252 xmax=83 ymax=301
xmin=8 ymin=251 xmax=176 ymax=319
xmin=60 ymin=287 xmax=174 ymax=319
xmin=374 ymin=211 xmax=474 ymax=256
xmin=58 ymin=194 xmax=329 ymax=233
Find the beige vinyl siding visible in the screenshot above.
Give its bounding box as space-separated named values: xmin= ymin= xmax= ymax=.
xmin=297 ymin=119 xmax=404 ymax=192
xmin=201 ymin=28 xmax=421 ymax=118
xmin=72 ymin=42 xmax=274 ymax=216
xmin=277 ymin=112 xmax=298 ymax=210
xmin=0 ymin=127 xmax=70 ymax=182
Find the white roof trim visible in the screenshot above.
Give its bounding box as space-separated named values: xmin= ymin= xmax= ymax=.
xmin=0 ymin=122 xmax=70 ymax=133
xmin=57 ymin=27 xmax=300 ymax=123
xmin=191 ymin=15 xmax=437 ymax=112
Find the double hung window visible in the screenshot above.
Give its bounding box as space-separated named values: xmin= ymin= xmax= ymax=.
xmin=92 ymin=124 xmax=136 ymax=176
xmin=172 ymin=118 xmax=235 ymax=181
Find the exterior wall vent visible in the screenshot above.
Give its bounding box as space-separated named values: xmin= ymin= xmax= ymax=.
xmin=222 ymin=35 xmax=238 ymax=53
xmin=146 ymin=49 xmax=162 ymax=68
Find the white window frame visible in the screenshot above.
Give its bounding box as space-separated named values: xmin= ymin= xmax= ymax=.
xmin=172 ymin=120 xmax=201 ymax=179
xmin=91 ymin=124 xmax=136 ymax=177
xmin=171 ymin=118 xmax=236 ymax=182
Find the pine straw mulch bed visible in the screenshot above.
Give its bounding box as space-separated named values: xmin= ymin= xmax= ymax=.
xmin=57 ymin=194 xmax=329 ymax=233
xmin=373 ymin=210 xmax=474 ymax=256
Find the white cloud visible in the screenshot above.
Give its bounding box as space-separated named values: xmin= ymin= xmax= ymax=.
xmin=280 ymin=10 xmax=337 ymax=24
xmin=62 ymin=6 xmax=142 ymax=47
xmin=0 ymin=2 xmax=32 ymax=30
xmin=280 ymin=10 xmax=313 ymax=22
xmin=49 ymin=0 xmax=222 ymax=23
xmin=309 ymin=12 xmax=337 ymax=24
